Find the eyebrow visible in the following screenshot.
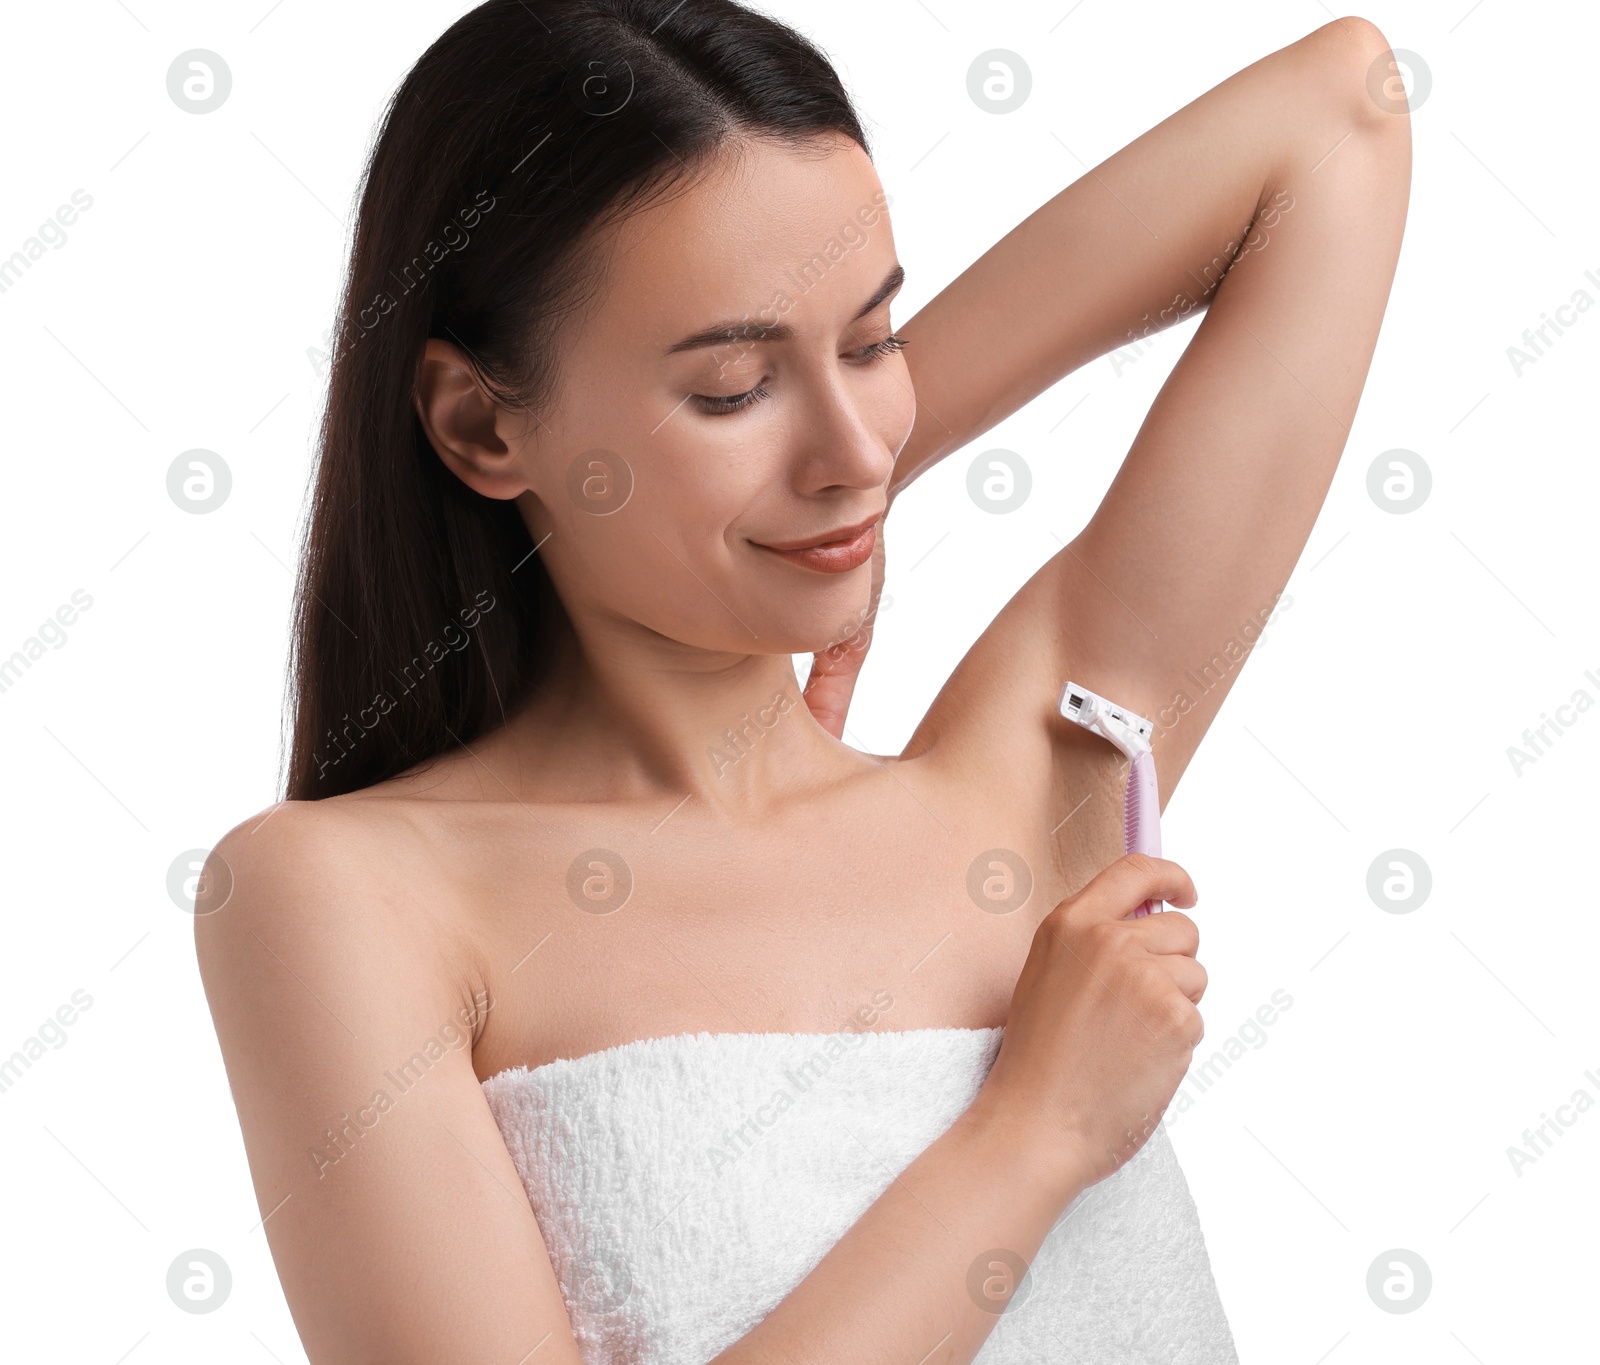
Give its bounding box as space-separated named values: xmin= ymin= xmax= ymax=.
xmin=665 ymin=263 xmax=905 ymax=355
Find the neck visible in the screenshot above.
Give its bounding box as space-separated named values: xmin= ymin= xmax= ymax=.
xmin=487 ymin=601 xmax=868 ymax=818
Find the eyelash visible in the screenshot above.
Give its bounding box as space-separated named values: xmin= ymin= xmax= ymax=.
xmin=694 ymin=334 xmax=909 ymax=415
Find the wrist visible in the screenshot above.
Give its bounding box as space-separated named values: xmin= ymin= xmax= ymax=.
xmin=960 ymin=1085 xmax=1090 ymax=1211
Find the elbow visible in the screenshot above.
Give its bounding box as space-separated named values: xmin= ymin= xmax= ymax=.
xmin=1315 ymin=16 xmax=1418 ymax=132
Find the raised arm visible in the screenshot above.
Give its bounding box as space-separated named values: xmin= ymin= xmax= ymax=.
xmin=894 ymin=16 xmax=1411 ymax=822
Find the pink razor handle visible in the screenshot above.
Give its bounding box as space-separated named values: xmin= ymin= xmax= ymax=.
xmin=1126 ymin=749 xmax=1163 ymax=918
xmin=1057 ymin=682 xmax=1163 ymax=920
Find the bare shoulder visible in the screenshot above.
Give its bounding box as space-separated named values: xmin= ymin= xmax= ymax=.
xmin=194 ymin=791 xmax=486 ymax=1027
xmin=191 ymin=790 xmax=581 ymax=1360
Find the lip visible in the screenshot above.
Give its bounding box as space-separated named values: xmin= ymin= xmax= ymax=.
xmin=751 ymin=513 xmax=881 ymax=574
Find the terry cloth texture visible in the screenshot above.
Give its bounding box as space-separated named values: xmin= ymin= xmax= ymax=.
xmin=482 ymin=1025 xmax=1238 ymax=1363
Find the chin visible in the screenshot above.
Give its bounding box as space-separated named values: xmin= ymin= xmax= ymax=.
xmin=761 ymin=589 xmax=877 ymax=658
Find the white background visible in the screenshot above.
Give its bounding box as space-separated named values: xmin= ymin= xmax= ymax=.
xmin=1 ymin=0 xmax=1595 ymax=1360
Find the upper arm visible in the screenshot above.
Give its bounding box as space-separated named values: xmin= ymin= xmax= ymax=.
xmin=194 ymin=802 xmax=582 ymax=1365
xmin=896 ymin=18 xmax=1406 ymax=832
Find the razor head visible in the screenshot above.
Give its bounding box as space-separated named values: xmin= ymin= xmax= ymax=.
xmin=1058 ymin=680 xmax=1154 ymax=755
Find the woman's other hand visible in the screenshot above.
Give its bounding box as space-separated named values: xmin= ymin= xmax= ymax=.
xmin=802 ymin=514 xmax=887 ymax=739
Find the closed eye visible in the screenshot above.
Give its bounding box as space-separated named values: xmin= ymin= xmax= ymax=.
xmin=691 ymin=334 xmax=909 ymax=417
xmin=851 ymin=333 xmax=908 ymax=363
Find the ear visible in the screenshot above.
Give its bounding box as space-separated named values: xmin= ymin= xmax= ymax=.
xmin=413 ymin=338 xmax=535 ymax=500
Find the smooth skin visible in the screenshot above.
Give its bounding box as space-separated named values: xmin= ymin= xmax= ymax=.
xmin=196 ymin=16 xmax=1410 ymax=1365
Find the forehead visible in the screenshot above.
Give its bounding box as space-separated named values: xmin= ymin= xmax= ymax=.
xmin=594 ymin=134 xmax=893 ymax=337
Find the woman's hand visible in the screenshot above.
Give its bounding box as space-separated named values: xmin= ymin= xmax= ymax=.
xmin=801 ymin=515 xmax=887 ymax=740
xmin=975 ymin=854 xmax=1207 ymax=1195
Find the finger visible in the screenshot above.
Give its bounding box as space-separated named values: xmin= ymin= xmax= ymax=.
xmin=802 ymin=601 xmax=881 ymax=741
xmin=1157 ymin=954 xmax=1208 ymax=1005
xmin=1127 ymin=909 xmax=1200 ymax=958
xmin=802 ymin=665 xmax=857 ymax=741
xmin=804 ymin=521 xmax=885 ymax=738
xmin=1066 ymin=853 xmax=1198 ymax=924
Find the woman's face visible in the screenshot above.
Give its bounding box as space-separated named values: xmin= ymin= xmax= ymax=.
xmin=515 ymin=133 xmax=915 ymax=657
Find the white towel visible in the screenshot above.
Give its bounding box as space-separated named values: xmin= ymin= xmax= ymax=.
xmin=482 ymin=1026 xmax=1237 ymax=1363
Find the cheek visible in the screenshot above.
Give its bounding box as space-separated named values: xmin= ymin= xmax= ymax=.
xmin=586 ymin=436 xmax=759 ymax=584
xmin=645 ymin=458 xmax=748 ymax=552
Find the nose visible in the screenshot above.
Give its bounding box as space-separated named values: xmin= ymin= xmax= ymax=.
xmin=788 ymin=361 xmax=901 ymax=498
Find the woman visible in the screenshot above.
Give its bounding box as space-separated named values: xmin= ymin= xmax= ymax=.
xmin=195 ymin=2 xmax=1409 ymax=1361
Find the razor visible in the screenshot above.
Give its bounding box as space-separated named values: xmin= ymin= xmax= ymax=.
xmin=1057 ymin=681 xmax=1162 ymax=917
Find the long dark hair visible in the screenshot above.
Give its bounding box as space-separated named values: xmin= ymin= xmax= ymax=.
xmin=284 ymin=0 xmax=869 ymax=800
